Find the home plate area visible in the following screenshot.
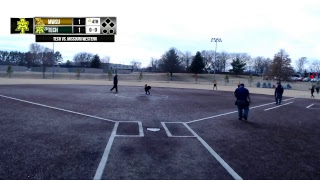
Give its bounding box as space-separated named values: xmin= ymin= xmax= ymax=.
xmin=116 ymin=122 xmax=195 ymax=138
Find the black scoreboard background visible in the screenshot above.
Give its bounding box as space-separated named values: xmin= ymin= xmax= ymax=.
xmin=11 ymin=17 xmax=116 ymax=42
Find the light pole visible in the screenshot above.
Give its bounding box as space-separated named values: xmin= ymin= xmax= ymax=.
xmin=211 ymin=38 xmax=222 ymax=80
xmin=52 ymin=42 xmax=55 ymax=78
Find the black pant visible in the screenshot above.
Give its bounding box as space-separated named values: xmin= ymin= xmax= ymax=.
xmin=110 ymin=84 xmax=118 ymax=92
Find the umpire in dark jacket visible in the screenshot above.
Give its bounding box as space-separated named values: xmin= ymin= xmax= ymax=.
xmin=274 ymin=81 xmax=284 ymax=105
xmin=234 ymin=83 xmax=251 ymax=121
xmin=110 ymin=75 xmax=118 ymax=93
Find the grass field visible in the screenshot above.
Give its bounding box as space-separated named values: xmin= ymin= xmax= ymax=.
xmin=1 ymin=71 xmax=317 ymax=91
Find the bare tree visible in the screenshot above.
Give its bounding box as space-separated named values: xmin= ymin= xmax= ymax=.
xmin=41 ymin=47 xmax=54 ymax=78
xmin=29 ymin=43 xmax=52 ymax=78
xmin=246 ymin=57 xmax=254 ymax=74
xmin=268 ymin=49 xmax=295 ymax=81
xmin=180 ymin=51 xmax=193 ymax=72
xmin=253 ymin=56 xmax=271 ymax=76
xmin=309 ymin=60 xmax=320 ymax=72
xmin=29 ymin=43 xmax=44 ymax=66
xmin=253 ymin=56 xmax=263 ymax=75
xmin=149 ymin=57 xmax=160 ymax=72
xmin=295 ymin=57 xmax=307 ymax=73
xmin=263 ymin=58 xmax=272 ymax=75
xmin=101 ymin=56 xmax=110 ymax=63
xmin=29 ymin=43 xmax=43 ymax=54
xmin=201 ymin=50 xmax=214 ymax=72
xmin=131 ymin=60 xmax=142 ymax=71
xmin=215 ymin=51 xmax=230 ymax=72
xmin=73 ymin=52 xmax=93 ymax=67
xmin=231 ymin=53 xmax=251 ymax=62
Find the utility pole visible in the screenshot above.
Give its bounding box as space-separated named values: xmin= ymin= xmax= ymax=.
xmin=52 ymin=42 xmax=55 ymax=78
xmin=210 ymin=38 xmax=222 ymax=80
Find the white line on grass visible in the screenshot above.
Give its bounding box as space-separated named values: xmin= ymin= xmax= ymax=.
xmin=264 ymin=102 xmax=293 ymax=111
xmin=0 ymin=94 xmax=116 ymax=122
xmin=183 ymin=123 xmax=243 ymax=180
xmin=187 ymin=98 xmax=296 ymax=124
xmin=94 ymin=122 xmax=119 ymax=180
xmin=306 ymin=104 xmax=314 ymax=108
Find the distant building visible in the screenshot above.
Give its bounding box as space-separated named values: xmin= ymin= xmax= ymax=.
xmin=101 ymin=63 xmax=134 ymax=74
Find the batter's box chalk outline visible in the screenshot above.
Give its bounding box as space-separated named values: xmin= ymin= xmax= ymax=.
xmin=161 ymin=122 xmax=195 ymax=138
xmin=115 ymin=121 xmax=144 ymax=137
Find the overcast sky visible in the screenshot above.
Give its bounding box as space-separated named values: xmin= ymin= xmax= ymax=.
xmin=1 ymin=0 xmax=320 ymax=68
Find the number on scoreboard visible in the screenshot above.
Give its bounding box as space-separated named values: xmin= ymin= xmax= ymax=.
xmin=73 ymin=18 xmax=85 ymax=25
xmin=73 ymin=26 xmax=85 ymax=34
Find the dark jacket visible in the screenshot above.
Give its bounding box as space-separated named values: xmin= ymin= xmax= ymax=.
xmin=145 ymin=86 xmax=151 ymax=91
xmin=310 ymin=86 xmax=315 ymax=93
xmin=275 ymin=85 xmax=284 ymax=96
xmin=234 ymin=87 xmax=249 ymax=101
xmin=113 ymin=75 xmax=118 ymax=85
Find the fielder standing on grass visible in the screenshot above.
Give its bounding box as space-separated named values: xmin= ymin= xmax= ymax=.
xmin=234 ymin=83 xmax=251 ymax=121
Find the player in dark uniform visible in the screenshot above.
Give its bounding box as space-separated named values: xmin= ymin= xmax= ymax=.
xmin=213 ymin=80 xmax=217 ymax=90
xmin=234 ymin=83 xmax=251 ymax=121
xmin=110 ymin=75 xmax=118 ymax=93
xmin=145 ymin=84 xmax=151 ymax=95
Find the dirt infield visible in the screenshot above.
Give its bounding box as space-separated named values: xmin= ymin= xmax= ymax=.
xmin=0 ymin=82 xmax=320 ymax=179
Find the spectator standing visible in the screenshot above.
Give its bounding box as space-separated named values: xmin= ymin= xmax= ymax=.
xmin=310 ymin=85 xmax=315 ymax=98
xmin=275 ymin=81 xmax=284 ymax=105
xmin=316 ymin=85 xmax=319 ymax=94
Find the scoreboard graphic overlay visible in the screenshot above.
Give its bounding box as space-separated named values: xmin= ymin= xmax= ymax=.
xmin=10 ymin=17 xmax=116 ymax=42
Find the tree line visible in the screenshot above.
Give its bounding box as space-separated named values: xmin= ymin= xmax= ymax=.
xmin=146 ymin=47 xmax=320 ymax=81
xmin=0 ymin=43 xmax=111 ymax=69
xmin=147 ymin=47 xmax=274 ymax=76
xmin=1 ymin=43 xmax=320 ymax=81
xmin=0 ymin=43 xmax=62 ymax=68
